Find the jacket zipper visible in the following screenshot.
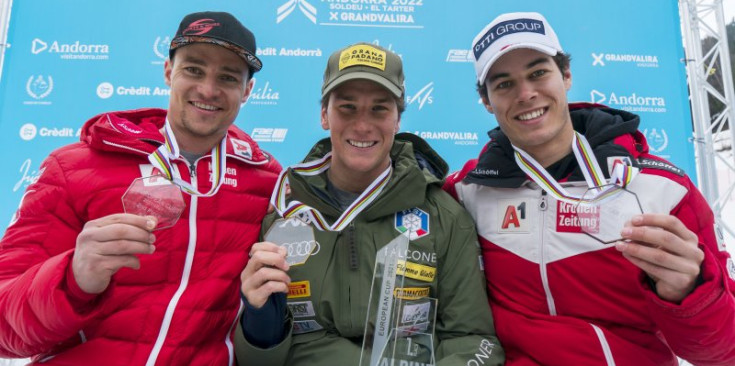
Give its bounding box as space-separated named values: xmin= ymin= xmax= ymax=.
xmin=348 ymin=221 xmax=358 ymax=271
xmin=343 ymin=221 xmax=357 ymax=335
xmin=189 ymin=161 xmax=196 ymax=177
xmin=538 ymin=190 xmax=558 ymax=315
xmin=145 ymin=161 xmax=199 ymax=366
xmin=591 ymin=324 xmax=617 ymax=365
xmin=102 ymin=140 xmax=151 ymax=156
xmin=105 ymin=139 xmax=239 ymax=363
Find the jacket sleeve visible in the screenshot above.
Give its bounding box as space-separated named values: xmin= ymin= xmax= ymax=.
xmin=434 ymin=194 xmax=505 ymax=366
xmin=237 ymin=324 xmax=366 ymax=366
xmin=0 ymin=154 xmax=107 ymax=358
xmin=234 ymin=212 xmax=294 ymax=366
xmin=643 ymin=177 xmax=735 ymax=365
xmin=234 ymin=312 xmax=293 ymax=366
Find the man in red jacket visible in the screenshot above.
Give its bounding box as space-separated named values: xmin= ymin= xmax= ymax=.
xmin=0 ymin=11 xmax=281 ymax=365
xmin=444 ymin=11 xmax=735 ymax=365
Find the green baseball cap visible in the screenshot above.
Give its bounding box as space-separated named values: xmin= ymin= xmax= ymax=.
xmin=321 ymin=42 xmax=405 ymax=98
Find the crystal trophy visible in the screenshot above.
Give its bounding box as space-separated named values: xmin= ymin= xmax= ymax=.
xmin=575 ymin=184 xmax=644 ymax=244
xmin=264 ymin=218 xmax=316 ymax=266
xmin=360 ymin=232 xmax=436 ymax=366
xmin=378 ymin=297 xmax=438 ymax=365
xmin=121 ymin=175 xmax=185 ymax=230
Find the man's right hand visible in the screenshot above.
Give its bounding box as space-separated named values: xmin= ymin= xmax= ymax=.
xmin=240 ymin=242 xmax=290 ymax=309
xmin=72 ymin=214 xmax=157 ymax=294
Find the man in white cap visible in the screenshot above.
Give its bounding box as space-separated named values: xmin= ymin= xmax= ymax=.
xmin=444 ymin=11 xmax=735 ymax=365
xmin=0 ymin=11 xmax=281 ymax=365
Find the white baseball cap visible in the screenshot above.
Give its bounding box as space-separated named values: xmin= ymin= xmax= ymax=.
xmin=472 ymin=12 xmax=563 ymax=83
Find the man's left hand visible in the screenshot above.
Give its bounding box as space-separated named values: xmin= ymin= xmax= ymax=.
xmin=615 ymin=214 xmax=704 ymax=303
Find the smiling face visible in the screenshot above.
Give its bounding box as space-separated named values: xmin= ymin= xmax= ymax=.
xmin=482 ymin=48 xmax=574 ymax=167
xmin=164 ymin=43 xmax=253 ymax=154
xmin=321 ymin=79 xmax=400 ymax=193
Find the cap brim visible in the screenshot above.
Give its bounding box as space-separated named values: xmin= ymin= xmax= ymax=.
xmin=170 ymin=36 xmax=262 ymax=72
xmin=322 ymin=71 xmax=403 ymax=98
xmin=478 ymin=43 xmax=558 ymax=83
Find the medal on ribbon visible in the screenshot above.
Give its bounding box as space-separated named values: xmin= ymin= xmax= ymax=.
xmin=513 ymin=132 xmax=643 ymax=244
xmin=121 ymin=119 xmax=228 ymax=230
xmin=121 ymin=175 xmax=185 ymax=230
xmin=267 ymin=152 xmax=392 ymax=265
xmin=264 ymin=218 xmax=317 ymax=267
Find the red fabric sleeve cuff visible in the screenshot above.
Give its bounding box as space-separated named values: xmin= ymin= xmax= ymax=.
xmin=63 ymin=253 xmax=100 ymax=310
xmin=643 ymin=244 xmax=723 ymax=317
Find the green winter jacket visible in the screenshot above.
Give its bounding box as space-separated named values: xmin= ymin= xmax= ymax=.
xmin=235 ymin=134 xmax=504 ymax=366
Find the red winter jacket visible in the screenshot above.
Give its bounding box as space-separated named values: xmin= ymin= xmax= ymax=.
xmin=444 ymin=105 xmax=735 ymax=366
xmin=0 ymin=108 xmax=281 ymax=365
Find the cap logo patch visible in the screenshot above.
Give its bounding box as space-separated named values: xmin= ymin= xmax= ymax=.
xmin=183 ymin=19 xmax=221 ymax=36
xmin=339 ymin=44 xmax=386 ymax=71
xmin=473 ymin=18 xmax=545 ymax=59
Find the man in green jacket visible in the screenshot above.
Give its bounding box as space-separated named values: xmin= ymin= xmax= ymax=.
xmin=234 ymin=42 xmax=504 ymax=366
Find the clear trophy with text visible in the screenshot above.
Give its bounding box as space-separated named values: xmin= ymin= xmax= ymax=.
xmin=264 ymin=217 xmax=316 ymax=266
xmin=576 ymin=184 xmax=644 ymax=244
xmin=360 ymin=232 xmax=437 ymax=366
xmin=121 ymin=175 xmax=186 ymax=230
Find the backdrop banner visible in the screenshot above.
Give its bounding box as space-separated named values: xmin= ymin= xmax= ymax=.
xmin=0 ymin=0 xmax=693 ymax=225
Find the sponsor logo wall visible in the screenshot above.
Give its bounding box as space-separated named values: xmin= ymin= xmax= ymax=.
xmin=0 ymin=0 xmax=694 ymax=224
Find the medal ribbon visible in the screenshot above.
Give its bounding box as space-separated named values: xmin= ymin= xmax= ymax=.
xmin=610 ymin=159 xmax=637 ymax=187
xmin=148 ymin=119 xmax=227 ymax=197
xmin=512 ymin=132 xmax=638 ymax=205
xmin=270 ymin=152 xmax=392 ymax=231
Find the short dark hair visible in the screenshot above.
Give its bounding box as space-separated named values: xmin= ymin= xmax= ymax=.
xmin=476 ymin=52 xmax=572 ymax=100
xmin=321 ymin=89 xmax=406 ymax=116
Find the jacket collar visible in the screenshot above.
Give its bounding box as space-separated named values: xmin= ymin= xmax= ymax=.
xmin=465 ymin=104 xmax=641 ymax=188
xmin=81 ymin=108 xmax=270 ymax=164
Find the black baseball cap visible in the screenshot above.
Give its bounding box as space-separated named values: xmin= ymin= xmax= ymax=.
xmin=169 ymin=11 xmax=262 ymax=73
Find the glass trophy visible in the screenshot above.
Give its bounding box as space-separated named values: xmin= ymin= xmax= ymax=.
xmin=121 ymin=175 xmax=185 ymax=230
xmin=575 ymin=184 xmax=644 ymax=244
xmin=379 ymin=297 xmax=437 ymax=365
xmin=264 ymin=218 xmax=316 ymax=266
xmin=360 ymin=232 xmax=436 ymax=366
